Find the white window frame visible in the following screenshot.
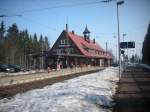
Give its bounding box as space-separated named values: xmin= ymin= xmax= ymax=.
xmin=60 ymin=39 xmax=66 ymax=45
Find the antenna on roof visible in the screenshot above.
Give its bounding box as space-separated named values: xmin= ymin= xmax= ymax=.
xmin=66 ymin=16 xmax=69 ymax=33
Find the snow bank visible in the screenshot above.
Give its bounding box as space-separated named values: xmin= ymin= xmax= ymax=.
xmin=0 ymin=67 xmax=119 ymax=112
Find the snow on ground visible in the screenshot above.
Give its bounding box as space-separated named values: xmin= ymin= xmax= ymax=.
xmin=0 ymin=67 xmax=119 ymax=112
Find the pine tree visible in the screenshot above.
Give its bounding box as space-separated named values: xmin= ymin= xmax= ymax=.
xmin=39 ymin=34 xmax=44 ymax=52
xmin=0 ymin=21 xmax=6 ymax=63
xmin=18 ymin=30 xmax=26 ymax=65
xmin=28 ymin=35 xmax=33 ymax=53
xmin=6 ymin=23 xmax=19 ymax=64
xmin=24 ymin=29 xmax=30 ymax=54
xmin=0 ymin=21 xmax=5 ymax=40
xmin=142 ymin=23 xmax=150 ymax=65
xmin=33 ymin=33 xmax=39 ymax=53
xmin=26 ymin=34 xmax=33 ymax=68
xmin=44 ymin=36 xmax=49 ymax=51
xmin=0 ymin=21 xmax=50 ymax=68
xmin=18 ymin=30 xmax=30 ymax=66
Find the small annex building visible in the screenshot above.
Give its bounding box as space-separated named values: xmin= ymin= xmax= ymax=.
xmin=47 ymin=25 xmax=112 ymax=69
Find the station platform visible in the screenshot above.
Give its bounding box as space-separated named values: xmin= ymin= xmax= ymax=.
xmin=113 ymin=65 xmax=150 ymax=112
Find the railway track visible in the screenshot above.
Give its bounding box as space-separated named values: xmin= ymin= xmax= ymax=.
xmin=0 ymin=67 xmax=102 ymax=99
xmin=113 ymin=65 xmax=150 ymax=112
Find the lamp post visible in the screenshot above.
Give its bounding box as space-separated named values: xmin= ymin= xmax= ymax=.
xmin=117 ymin=1 xmax=124 ymax=80
xmin=101 ymin=0 xmax=124 ymax=80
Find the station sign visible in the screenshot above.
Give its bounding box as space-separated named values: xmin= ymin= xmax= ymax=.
xmin=120 ymin=41 xmax=135 ymax=49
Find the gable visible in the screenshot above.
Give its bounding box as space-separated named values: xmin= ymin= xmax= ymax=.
xmin=49 ymin=30 xmax=83 ymax=55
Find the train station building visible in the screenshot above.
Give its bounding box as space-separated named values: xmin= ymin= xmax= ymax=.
xmin=47 ymin=25 xmax=112 ymax=69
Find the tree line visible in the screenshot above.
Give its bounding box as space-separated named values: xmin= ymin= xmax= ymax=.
xmin=142 ymin=23 xmax=150 ymax=65
xmin=0 ymin=21 xmax=49 ymax=68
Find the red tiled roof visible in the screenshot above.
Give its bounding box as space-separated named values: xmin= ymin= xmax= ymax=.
xmin=68 ymin=32 xmax=112 ymax=59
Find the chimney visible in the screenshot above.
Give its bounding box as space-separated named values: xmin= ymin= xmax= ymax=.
xmin=93 ymin=38 xmax=95 ymax=44
xmin=72 ymin=30 xmax=75 ymax=34
xmin=66 ymin=24 xmax=68 ymax=32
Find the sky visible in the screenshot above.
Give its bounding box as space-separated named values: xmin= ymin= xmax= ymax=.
xmin=0 ymin=0 xmax=150 ymax=59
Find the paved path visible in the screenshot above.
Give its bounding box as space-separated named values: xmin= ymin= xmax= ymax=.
xmin=113 ymin=65 xmax=150 ymax=112
xmin=0 ymin=66 xmax=103 ymax=86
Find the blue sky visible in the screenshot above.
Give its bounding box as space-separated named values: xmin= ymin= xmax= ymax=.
xmin=0 ymin=0 xmax=150 ymax=59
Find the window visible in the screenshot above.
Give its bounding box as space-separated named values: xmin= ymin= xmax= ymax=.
xmin=69 ymin=48 xmax=74 ymax=53
xmin=60 ymin=39 xmax=69 ymax=45
xmin=66 ymin=39 xmax=69 ymax=44
xmin=56 ymin=49 xmax=61 ymax=54
xmin=60 ymin=40 xmax=65 ymax=44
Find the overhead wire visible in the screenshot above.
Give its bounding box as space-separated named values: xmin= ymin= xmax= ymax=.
xmin=13 ymin=1 xmax=102 ymax=14
xmin=0 ymin=7 xmax=58 ymax=32
xmin=0 ymin=0 xmax=102 ymax=33
xmin=19 ymin=16 xmax=58 ymax=32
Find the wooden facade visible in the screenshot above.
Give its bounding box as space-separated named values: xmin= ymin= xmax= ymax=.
xmin=47 ymin=27 xmax=112 ymax=69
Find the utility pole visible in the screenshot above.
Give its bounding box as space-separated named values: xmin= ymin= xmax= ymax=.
xmin=122 ymin=33 xmax=126 ymax=42
xmin=41 ymin=40 xmax=44 ymax=69
xmin=115 ymin=44 xmax=118 ymax=64
xmin=106 ymin=42 xmax=108 ymax=66
xmin=24 ymin=38 xmax=27 ymax=69
xmin=106 ymin=42 xmax=108 ymax=54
